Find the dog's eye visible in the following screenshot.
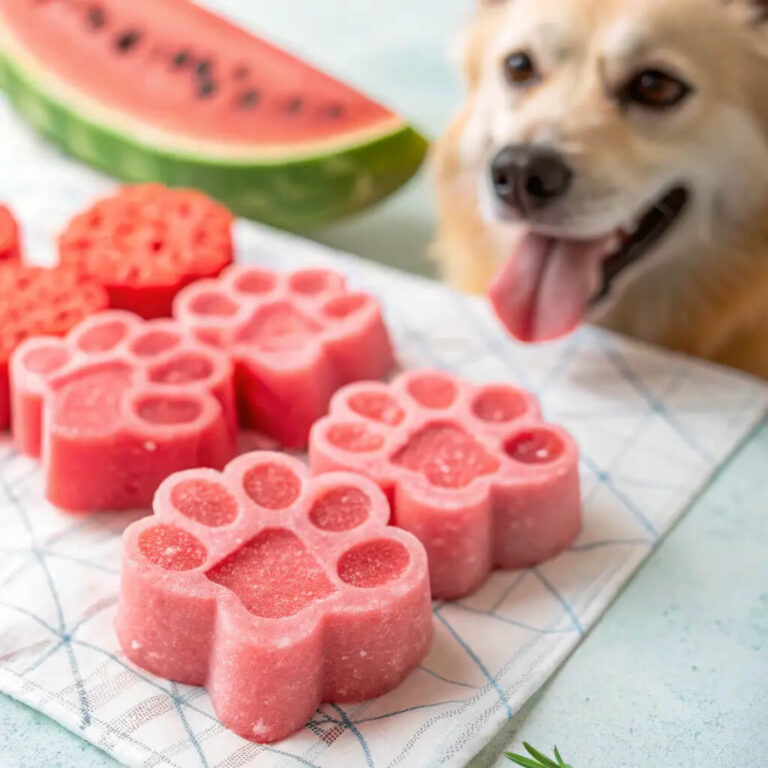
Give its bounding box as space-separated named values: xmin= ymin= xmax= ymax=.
xmin=623 ymin=69 xmax=691 ymax=110
xmin=503 ymin=52 xmax=538 ymax=86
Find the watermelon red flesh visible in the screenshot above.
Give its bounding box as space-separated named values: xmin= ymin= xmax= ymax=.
xmin=0 ymin=262 xmax=108 ymax=429
xmin=0 ymin=205 xmax=20 ymax=261
xmin=59 ymin=184 xmax=234 ymax=319
xmin=1 ymin=0 xmax=396 ymax=147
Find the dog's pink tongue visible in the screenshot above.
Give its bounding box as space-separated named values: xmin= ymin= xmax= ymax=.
xmin=489 ymin=232 xmax=609 ymax=342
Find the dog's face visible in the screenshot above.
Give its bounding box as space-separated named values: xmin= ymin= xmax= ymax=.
xmin=462 ymin=0 xmax=768 ymax=342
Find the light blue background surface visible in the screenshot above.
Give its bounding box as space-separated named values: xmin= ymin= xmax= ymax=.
xmin=1 ymin=1 xmax=767 ymax=765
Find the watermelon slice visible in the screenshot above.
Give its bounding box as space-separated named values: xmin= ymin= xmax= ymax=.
xmin=0 ymin=0 xmax=427 ymax=229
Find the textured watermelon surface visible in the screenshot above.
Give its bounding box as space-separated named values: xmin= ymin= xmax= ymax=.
xmin=59 ymin=184 xmax=234 ymax=318
xmin=0 ymin=0 xmax=427 ymax=229
xmin=0 ymin=205 xmax=21 ymax=261
xmin=0 ymin=261 xmax=108 ymax=429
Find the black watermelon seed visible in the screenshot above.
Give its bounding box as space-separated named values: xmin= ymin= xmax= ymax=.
xmin=197 ymin=79 xmax=217 ymax=99
xmin=172 ymin=50 xmax=192 ymax=68
xmin=86 ymin=5 xmax=106 ymax=28
xmin=115 ymin=29 xmax=141 ymax=52
xmin=196 ymin=59 xmax=212 ymax=77
xmin=325 ymin=103 xmax=344 ymax=118
xmin=237 ymin=90 xmax=260 ymax=109
xmin=233 ymin=65 xmax=249 ymax=80
xmin=285 ymin=98 xmax=303 ymax=114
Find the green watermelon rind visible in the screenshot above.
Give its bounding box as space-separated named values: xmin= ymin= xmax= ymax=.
xmin=0 ymin=43 xmax=428 ymax=230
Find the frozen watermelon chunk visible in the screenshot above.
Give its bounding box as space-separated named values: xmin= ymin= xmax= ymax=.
xmin=0 ymin=205 xmax=20 ymax=261
xmin=116 ymin=452 xmax=432 ymax=742
xmin=0 ymin=0 xmax=427 ymax=229
xmin=0 ymin=261 xmax=108 ymax=429
xmin=58 ymin=184 xmax=234 ymax=318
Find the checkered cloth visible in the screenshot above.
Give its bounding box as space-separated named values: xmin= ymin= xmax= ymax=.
xmin=0 ymin=100 xmax=766 ymax=768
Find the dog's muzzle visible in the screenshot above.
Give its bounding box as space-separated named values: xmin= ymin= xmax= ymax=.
xmin=490 ymin=144 xmax=573 ymax=214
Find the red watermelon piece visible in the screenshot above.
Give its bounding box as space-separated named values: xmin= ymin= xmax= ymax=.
xmin=58 ymin=184 xmax=234 ymax=318
xmin=0 ymin=205 xmax=21 ymax=262
xmin=0 ymin=261 xmax=108 ymax=429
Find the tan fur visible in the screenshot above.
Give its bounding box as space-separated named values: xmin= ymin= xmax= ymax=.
xmin=434 ymin=0 xmax=768 ymax=375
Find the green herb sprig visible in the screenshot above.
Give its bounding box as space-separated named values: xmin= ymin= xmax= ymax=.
xmin=505 ymin=742 xmax=573 ymax=768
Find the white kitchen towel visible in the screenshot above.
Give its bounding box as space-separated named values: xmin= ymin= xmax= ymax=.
xmin=0 ymin=100 xmax=766 ymax=768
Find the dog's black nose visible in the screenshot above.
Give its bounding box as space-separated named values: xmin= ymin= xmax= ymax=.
xmin=490 ymin=145 xmax=573 ymax=213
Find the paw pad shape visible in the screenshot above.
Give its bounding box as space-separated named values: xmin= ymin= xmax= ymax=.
xmin=116 ymin=452 xmax=432 ymax=743
xmin=11 ymin=310 xmax=236 ymax=511
xmin=310 ymin=370 xmax=582 ymax=598
xmin=174 ymin=265 xmax=395 ymax=448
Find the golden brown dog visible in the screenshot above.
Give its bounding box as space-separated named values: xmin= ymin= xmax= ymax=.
xmin=434 ymin=0 xmax=768 ymax=375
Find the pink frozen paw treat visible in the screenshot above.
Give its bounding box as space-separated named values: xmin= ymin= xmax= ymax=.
xmin=174 ymin=265 xmax=395 ymax=448
xmin=309 ymin=370 xmax=581 ymax=599
xmin=116 ymin=452 xmax=432 ymax=743
xmin=10 ymin=310 xmax=236 ymax=512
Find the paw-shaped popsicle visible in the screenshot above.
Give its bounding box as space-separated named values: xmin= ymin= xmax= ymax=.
xmin=116 ymin=452 xmax=432 ymax=743
xmin=174 ymin=265 xmax=395 ymax=448
xmin=11 ymin=310 xmax=236 ymax=512
xmin=310 ymin=370 xmax=581 ymax=598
